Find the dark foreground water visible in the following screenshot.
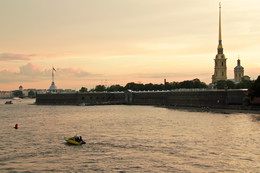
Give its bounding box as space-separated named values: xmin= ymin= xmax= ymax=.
xmin=0 ymin=99 xmax=259 ymax=172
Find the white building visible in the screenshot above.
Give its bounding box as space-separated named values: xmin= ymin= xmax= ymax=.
xmin=0 ymin=91 xmax=12 ymax=99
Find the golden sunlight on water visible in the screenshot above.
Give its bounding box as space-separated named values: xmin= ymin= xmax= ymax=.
xmin=0 ymin=99 xmax=259 ymax=172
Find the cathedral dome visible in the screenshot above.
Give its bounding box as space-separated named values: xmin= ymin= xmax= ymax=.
xmin=234 ymin=65 xmax=244 ymax=71
xmin=234 ymin=59 xmax=244 ymax=71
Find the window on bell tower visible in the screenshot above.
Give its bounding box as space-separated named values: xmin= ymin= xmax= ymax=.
xmin=222 ymin=62 xmax=224 ymax=66
xmin=222 ymin=72 xmax=224 ymax=76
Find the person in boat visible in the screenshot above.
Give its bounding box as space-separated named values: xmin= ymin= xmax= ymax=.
xmin=75 ymin=136 xmax=79 ymax=142
xmin=79 ymin=136 xmax=85 ymax=144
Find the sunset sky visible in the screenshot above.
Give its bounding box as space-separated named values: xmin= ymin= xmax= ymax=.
xmin=1 ymin=0 xmax=260 ymax=91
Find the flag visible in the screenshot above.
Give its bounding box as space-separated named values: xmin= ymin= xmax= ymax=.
xmin=53 ymin=67 xmax=56 ymax=72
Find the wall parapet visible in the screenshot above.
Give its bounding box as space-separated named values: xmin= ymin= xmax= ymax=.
xmin=36 ymin=89 xmax=249 ymax=108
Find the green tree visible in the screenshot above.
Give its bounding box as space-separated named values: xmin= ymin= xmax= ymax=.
xmin=236 ymin=78 xmax=252 ymax=89
xmin=179 ymin=80 xmax=194 ymax=89
xmin=144 ymin=83 xmax=154 ymax=90
xmin=28 ymin=90 xmax=36 ymax=98
xmin=192 ymin=78 xmax=208 ymax=88
xmin=107 ymin=85 xmax=124 ymax=92
xmin=248 ymin=75 xmax=260 ymax=99
xmin=89 ymin=88 xmax=95 ymax=92
xmin=216 ymin=80 xmax=235 ymax=89
xmin=79 ymin=87 xmax=88 ymax=93
xmin=90 ymin=78 xmax=209 ymax=92
xmin=216 ymin=80 xmax=227 ymax=89
xmin=176 ymin=79 xmax=208 ymax=89
xmin=169 ymin=82 xmax=179 ymax=89
xmin=226 ymin=80 xmax=236 ymax=89
xmin=164 ymin=82 xmax=172 ymax=90
xmin=12 ymin=90 xmax=23 ymax=98
xmin=95 ymin=85 xmax=106 ymax=92
xmin=124 ymin=82 xmax=140 ymax=91
xmin=152 ymin=84 xmax=164 ymax=90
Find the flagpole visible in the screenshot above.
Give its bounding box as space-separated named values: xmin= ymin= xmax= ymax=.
xmin=52 ymin=66 xmax=54 ymax=83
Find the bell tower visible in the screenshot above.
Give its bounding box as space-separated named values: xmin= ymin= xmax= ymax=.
xmin=212 ymin=2 xmax=227 ymax=83
xmin=234 ymin=58 xmax=244 ymax=82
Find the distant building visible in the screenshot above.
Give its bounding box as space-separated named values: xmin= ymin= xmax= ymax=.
xmin=49 ymin=81 xmax=57 ymax=93
xmin=36 ymin=89 xmax=48 ymax=94
xmin=0 ymin=91 xmax=11 ymax=99
xmin=212 ymin=3 xmax=227 ymax=83
xmin=19 ymin=85 xmax=23 ymax=91
xmin=211 ymin=4 xmax=250 ymax=84
xmin=49 ymin=67 xmax=58 ymax=93
xmin=234 ymin=58 xmax=244 ymax=82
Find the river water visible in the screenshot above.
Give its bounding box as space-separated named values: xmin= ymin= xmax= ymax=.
xmin=0 ymin=99 xmax=259 ymax=172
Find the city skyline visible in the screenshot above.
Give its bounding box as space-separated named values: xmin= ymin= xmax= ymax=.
xmin=1 ymin=0 xmax=260 ymax=90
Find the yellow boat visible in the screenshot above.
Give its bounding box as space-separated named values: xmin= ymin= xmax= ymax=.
xmin=65 ymin=135 xmax=86 ymax=145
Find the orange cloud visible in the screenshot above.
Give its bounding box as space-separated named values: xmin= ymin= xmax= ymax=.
xmin=0 ymin=53 xmax=34 ymax=61
xmin=0 ymin=63 xmax=102 ymax=83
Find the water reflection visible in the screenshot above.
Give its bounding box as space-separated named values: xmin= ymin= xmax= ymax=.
xmin=0 ymin=99 xmax=259 ymax=172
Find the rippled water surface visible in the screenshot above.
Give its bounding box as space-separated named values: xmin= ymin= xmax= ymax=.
xmin=0 ymin=99 xmax=259 ymax=172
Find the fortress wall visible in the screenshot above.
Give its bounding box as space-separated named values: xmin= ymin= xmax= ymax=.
xmin=76 ymin=92 xmax=125 ymax=105
xmin=36 ymin=93 xmax=78 ymax=105
xmin=126 ymin=90 xmax=246 ymax=108
xmin=127 ymin=90 xmax=228 ymax=108
xmin=131 ymin=92 xmax=167 ymax=105
xmin=226 ymin=90 xmax=247 ymax=105
xmin=166 ymin=90 xmax=228 ymax=108
xmin=36 ymin=92 xmax=125 ymax=105
xmin=36 ymin=90 xmax=247 ymax=108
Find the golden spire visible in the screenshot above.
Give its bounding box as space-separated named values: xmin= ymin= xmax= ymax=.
xmin=217 ymin=2 xmax=223 ymax=54
xmin=219 ymin=2 xmax=222 ymax=44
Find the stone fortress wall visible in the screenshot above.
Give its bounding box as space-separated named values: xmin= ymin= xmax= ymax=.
xmin=36 ymin=89 xmax=252 ymax=110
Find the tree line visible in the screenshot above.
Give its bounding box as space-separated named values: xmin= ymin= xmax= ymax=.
xmin=10 ymin=76 xmax=260 ymax=100
xmin=80 ymin=78 xmax=207 ymax=92
xmin=80 ymin=76 xmax=260 ymax=99
xmin=80 ymin=77 xmax=256 ymax=91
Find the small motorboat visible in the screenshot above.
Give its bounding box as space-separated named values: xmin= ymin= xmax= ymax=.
xmin=65 ymin=135 xmax=86 ymax=145
xmin=5 ymin=101 xmax=13 ymax=104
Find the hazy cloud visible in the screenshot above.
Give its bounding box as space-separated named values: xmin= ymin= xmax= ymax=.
xmin=0 ymin=53 xmax=35 ymax=61
xmin=0 ymin=69 xmax=15 ymax=83
xmin=133 ymin=72 xmax=211 ymax=79
xmin=0 ymin=63 xmax=102 ymax=84
xmin=19 ymin=63 xmax=45 ymax=76
xmin=56 ymin=68 xmax=91 ymax=78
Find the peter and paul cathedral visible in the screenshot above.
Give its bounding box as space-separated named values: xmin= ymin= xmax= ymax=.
xmin=212 ymin=3 xmax=227 ymax=83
